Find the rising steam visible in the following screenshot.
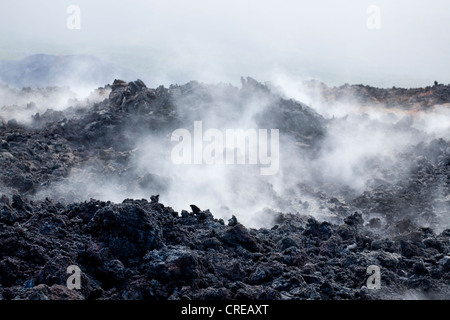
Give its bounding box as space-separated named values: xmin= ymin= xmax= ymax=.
xmin=2 ymin=75 xmax=449 ymax=231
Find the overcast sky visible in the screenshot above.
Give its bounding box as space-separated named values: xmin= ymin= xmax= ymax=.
xmin=0 ymin=0 xmax=449 ymax=87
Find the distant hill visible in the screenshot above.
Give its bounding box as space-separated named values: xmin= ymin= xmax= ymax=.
xmin=0 ymin=54 xmax=142 ymax=88
xmin=300 ymin=80 xmax=450 ymax=110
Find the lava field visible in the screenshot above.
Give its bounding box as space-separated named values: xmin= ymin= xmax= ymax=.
xmin=0 ymin=78 xmax=449 ymax=300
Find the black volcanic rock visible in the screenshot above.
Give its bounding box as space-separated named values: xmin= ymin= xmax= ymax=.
xmin=0 ymin=77 xmax=326 ymax=199
xmin=302 ymin=80 xmax=450 ymax=109
xmin=0 ymin=77 xmax=449 ymax=300
xmin=0 ymin=196 xmax=448 ymax=300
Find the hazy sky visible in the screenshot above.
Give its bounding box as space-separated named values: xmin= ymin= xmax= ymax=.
xmin=0 ymin=0 xmax=449 ymax=87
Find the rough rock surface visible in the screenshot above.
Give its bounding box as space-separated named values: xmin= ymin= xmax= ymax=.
xmin=0 ymin=196 xmax=449 ymax=300
xmin=0 ymin=78 xmax=449 ymax=300
xmin=301 ymin=80 xmax=450 ymax=110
